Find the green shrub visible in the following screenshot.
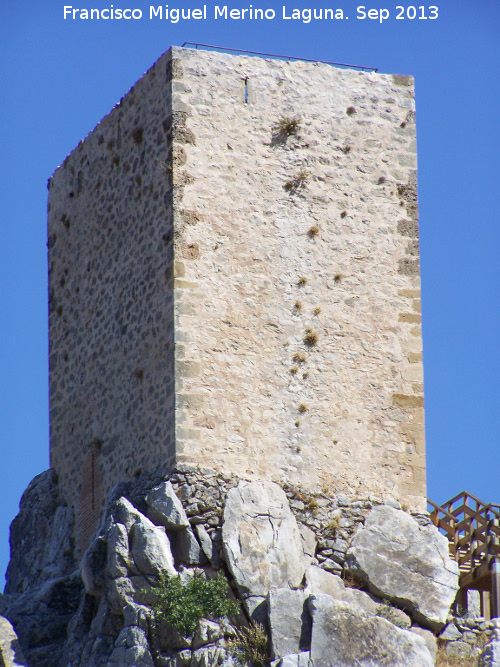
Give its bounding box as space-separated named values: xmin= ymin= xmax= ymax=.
xmin=149 ymin=571 xmax=239 ymax=636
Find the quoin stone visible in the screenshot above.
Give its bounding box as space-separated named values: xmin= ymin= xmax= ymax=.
xmin=47 ymin=45 xmax=426 ymax=552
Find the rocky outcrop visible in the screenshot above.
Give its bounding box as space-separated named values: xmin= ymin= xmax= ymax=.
xmin=345 ymin=504 xmax=459 ymax=631
xmin=5 ymin=470 xmax=75 ymax=594
xmin=2 ymin=466 xmax=464 ymax=666
xmin=0 ymin=470 xmax=81 ymax=667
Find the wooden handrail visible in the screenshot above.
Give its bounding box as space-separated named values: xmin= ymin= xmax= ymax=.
xmin=428 ymin=492 xmax=500 ymax=591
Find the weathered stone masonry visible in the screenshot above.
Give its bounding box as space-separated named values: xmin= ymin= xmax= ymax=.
xmin=48 ymin=46 xmax=426 ymax=551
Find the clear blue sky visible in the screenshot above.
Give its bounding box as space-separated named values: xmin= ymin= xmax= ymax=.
xmin=1 ymin=0 xmax=499 ymax=585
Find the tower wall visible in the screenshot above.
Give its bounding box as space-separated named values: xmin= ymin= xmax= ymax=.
xmin=48 ymin=47 xmax=426 ymax=549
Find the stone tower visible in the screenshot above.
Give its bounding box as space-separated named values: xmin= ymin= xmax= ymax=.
xmin=47 ymin=46 xmax=425 ymax=551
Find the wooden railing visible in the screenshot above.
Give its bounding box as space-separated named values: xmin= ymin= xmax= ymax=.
xmin=428 ymin=491 xmax=500 ymax=590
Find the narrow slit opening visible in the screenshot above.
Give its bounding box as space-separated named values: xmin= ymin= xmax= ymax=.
xmin=244 ymin=78 xmax=248 ymax=104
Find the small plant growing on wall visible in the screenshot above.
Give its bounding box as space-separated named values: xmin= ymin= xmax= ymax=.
xmin=304 ymin=328 xmax=318 ymax=346
xmin=325 ymin=516 xmax=340 ymax=536
xmin=298 ymin=402 xmax=308 ymax=413
xmin=294 ymin=300 xmax=303 ymax=311
xmin=314 ymin=306 xmax=322 ymax=315
xmin=305 ymin=497 xmax=319 ymax=514
xmin=308 ymin=225 xmax=319 ymax=238
xmin=340 ymin=210 xmax=347 ymax=218
xmin=293 ymin=352 xmax=307 ymax=364
xmin=159 ymin=159 xmax=172 ymax=175
xmin=131 ymin=127 xmax=144 ymax=145
xmin=284 ymin=170 xmax=309 ymax=193
xmin=334 ymin=273 xmax=343 ymax=284
xmin=298 ymin=276 xmax=308 ymax=286
xmin=277 ymin=116 xmax=301 ymax=136
xmin=346 ymin=106 xmax=356 ymax=116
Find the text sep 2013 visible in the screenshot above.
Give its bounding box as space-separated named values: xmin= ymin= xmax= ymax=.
xmin=63 ymin=5 xmax=439 ymax=23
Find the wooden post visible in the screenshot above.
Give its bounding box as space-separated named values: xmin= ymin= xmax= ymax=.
xmin=491 ymin=558 xmax=500 ymax=619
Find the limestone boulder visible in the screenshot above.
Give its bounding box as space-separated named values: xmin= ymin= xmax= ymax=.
xmin=268 ymin=589 xmax=311 ymax=659
xmin=0 ymin=615 xmax=28 ymax=666
xmin=106 ymin=521 xmax=130 ymax=578
xmin=308 ymin=594 xmax=433 ymax=667
xmin=146 ymin=481 xmax=190 ymax=529
xmin=480 ymin=622 xmax=500 ymax=667
xmin=41 ymin=506 xmax=75 ymax=581
xmin=195 ymin=524 xmax=221 ymax=567
xmin=222 ymin=481 xmax=306 ymax=619
xmin=107 ymin=577 xmax=137 ymax=613
xmin=345 ymin=505 xmax=459 ymax=630
xmin=108 ymin=496 xmax=143 ymax=532
xmin=298 ymin=525 xmax=317 ymax=566
xmin=130 ymin=514 xmax=176 ymax=577
xmin=191 ymin=645 xmax=232 ymax=666
xmin=271 ymin=653 xmax=310 ymax=667
xmin=439 ymin=622 xmax=462 ymax=640
xmin=169 ymin=528 xmax=206 ymax=566
xmin=304 ymin=565 xmax=378 ymax=616
xmin=192 ymin=620 xmax=222 ymax=649
xmin=159 ymin=650 xmax=192 ymax=666
xmin=81 ymin=534 xmax=108 ymax=596
xmin=411 ymin=627 xmax=437 ymax=663
xmin=107 ymin=626 xmax=155 ymax=666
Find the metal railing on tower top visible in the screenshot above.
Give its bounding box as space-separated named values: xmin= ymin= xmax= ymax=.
xmin=181 ymin=43 xmax=379 ymax=72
